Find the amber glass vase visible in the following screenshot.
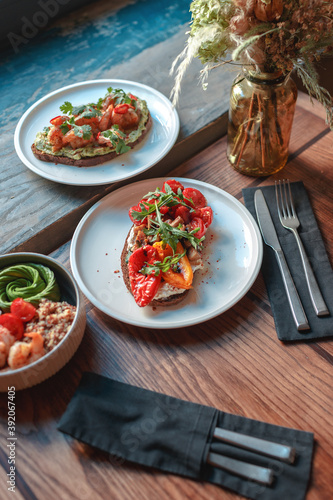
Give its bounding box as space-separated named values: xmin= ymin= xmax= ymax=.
xmin=227 ymin=68 xmax=297 ymax=176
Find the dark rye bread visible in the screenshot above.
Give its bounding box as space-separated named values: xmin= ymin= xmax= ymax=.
xmin=31 ymin=113 xmax=152 ymax=168
xmin=121 ymin=225 xmax=190 ymax=307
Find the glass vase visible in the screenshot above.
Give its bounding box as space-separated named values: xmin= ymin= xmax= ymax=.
xmin=227 ymin=68 xmax=297 ymax=176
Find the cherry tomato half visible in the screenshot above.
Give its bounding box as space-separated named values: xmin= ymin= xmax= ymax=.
xmin=10 ymin=298 xmax=36 ymax=322
xmin=0 ymin=314 xmax=24 ymax=340
xmin=197 ymin=207 xmax=213 ymax=228
xmin=129 ymin=203 xmax=148 ymax=226
xmin=182 ymin=188 xmax=207 ymax=208
xmin=174 ymin=205 xmax=191 ymax=224
xmin=188 ymin=217 xmax=206 ymax=239
xmin=128 ymin=246 xmax=161 ymax=307
xmin=162 ymin=179 xmax=184 ymax=194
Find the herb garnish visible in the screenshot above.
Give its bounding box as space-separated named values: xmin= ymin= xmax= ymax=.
xmin=61 ymin=117 xmax=92 ymax=140
xmin=143 ymin=203 xmax=204 ymax=252
xmin=140 ymin=251 xmax=186 ymax=276
xmin=60 ymin=101 xmax=101 ymax=118
xmin=101 ymin=126 xmax=131 ymax=154
xmin=106 ymin=87 xmax=138 ymax=109
xmin=131 ymin=186 xmax=194 ymax=223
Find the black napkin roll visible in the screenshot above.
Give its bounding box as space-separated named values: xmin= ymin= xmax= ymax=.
xmin=58 ymin=373 xmax=314 ymax=500
xmin=243 ymin=181 xmax=333 ymax=341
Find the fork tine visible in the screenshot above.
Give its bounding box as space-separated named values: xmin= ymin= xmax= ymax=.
xmin=282 ymin=179 xmax=291 ymax=218
xmin=286 ymin=179 xmax=296 ymax=218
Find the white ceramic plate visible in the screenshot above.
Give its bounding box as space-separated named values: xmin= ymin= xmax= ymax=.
xmin=14 ymin=80 xmax=179 ymax=186
xmin=70 ymin=178 xmax=263 ymax=329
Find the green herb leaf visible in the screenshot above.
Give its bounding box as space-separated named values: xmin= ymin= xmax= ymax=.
xmin=75 ymin=105 xmax=102 ymax=118
xmin=60 ymin=122 xmax=70 ymax=135
xmin=105 ymin=87 xmax=133 ymax=107
xmin=72 ymin=124 xmax=92 ymax=140
xmin=96 ymin=97 xmax=104 ymax=110
xmin=60 ymin=101 xmax=73 ymax=114
xmin=130 ymin=188 xmax=194 ymax=223
xmin=140 ymin=251 xmax=186 ymax=276
xmin=143 ymin=204 xmax=204 ymax=252
xmin=101 ymin=126 xmax=131 ymax=154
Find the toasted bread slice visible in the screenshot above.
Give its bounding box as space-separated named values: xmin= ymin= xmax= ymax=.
xmin=121 ymin=226 xmax=190 ymax=307
xmin=31 ymin=114 xmax=152 ymax=167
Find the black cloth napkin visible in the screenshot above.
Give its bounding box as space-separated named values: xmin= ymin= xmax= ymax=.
xmin=243 ymin=181 xmax=333 ymax=341
xmin=58 ymin=373 xmax=314 ymax=500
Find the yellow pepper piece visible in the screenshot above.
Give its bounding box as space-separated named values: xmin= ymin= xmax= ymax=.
xmin=153 ymin=241 xmax=193 ymax=290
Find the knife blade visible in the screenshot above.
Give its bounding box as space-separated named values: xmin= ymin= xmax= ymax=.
xmin=254 ymin=190 xmax=309 ymax=331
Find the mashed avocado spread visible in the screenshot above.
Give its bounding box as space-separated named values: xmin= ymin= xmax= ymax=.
xmin=34 ymin=97 xmax=149 ymax=160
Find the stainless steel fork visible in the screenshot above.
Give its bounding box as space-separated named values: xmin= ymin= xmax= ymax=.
xmin=275 ymin=180 xmax=329 ymax=317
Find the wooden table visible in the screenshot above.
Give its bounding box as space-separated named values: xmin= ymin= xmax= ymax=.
xmin=1 ymin=0 xmax=234 ymax=256
xmin=0 ymin=89 xmax=332 ymax=500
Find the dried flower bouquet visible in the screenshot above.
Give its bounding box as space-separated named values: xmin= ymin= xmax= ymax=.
xmin=171 ymin=0 xmax=333 ymax=128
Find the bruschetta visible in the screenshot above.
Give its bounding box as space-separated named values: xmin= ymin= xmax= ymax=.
xmin=121 ymin=179 xmax=213 ymax=307
xmin=31 ymin=87 xmax=152 ymax=167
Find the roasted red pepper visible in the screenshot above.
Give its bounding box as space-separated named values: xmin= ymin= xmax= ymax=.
xmin=128 ymin=246 xmax=161 ymax=307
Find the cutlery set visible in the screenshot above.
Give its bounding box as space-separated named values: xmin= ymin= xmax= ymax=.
xmin=207 ymin=427 xmax=296 ymax=485
xmin=255 ymin=180 xmax=329 ymax=331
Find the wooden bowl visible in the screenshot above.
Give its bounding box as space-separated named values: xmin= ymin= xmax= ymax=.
xmin=0 ymin=252 xmax=86 ymax=391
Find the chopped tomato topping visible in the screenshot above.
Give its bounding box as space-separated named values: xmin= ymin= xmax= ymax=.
xmin=188 ymin=217 xmax=206 ymax=239
xmin=191 ymin=206 xmax=213 ymax=228
xmin=183 ymin=188 xmax=207 ymax=208
xmin=174 ymin=205 xmax=191 ymax=224
xmin=162 ymin=180 xmax=184 ymax=194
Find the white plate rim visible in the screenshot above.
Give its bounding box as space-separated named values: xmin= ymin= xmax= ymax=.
xmin=14 ymin=79 xmax=180 ymax=186
xmin=70 ymin=177 xmax=263 ymax=328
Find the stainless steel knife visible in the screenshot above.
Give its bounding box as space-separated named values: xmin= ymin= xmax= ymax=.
xmin=254 ymin=190 xmax=309 ymax=331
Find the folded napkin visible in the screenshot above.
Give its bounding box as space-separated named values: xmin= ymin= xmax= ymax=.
xmin=58 ymin=373 xmax=314 ymax=500
xmin=243 ymin=181 xmax=333 ymax=341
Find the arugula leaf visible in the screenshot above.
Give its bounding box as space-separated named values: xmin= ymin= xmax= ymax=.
xmin=140 ymin=251 xmax=186 ymax=276
xmin=130 ymin=189 xmax=194 ymax=223
xmin=144 ymin=204 xmax=204 ymax=252
xmin=60 ymin=101 xmax=73 ymax=114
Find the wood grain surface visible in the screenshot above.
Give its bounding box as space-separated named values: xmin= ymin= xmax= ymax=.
xmin=0 ymin=93 xmax=332 ymax=500
xmin=1 ymin=0 xmax=235 ymax=256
